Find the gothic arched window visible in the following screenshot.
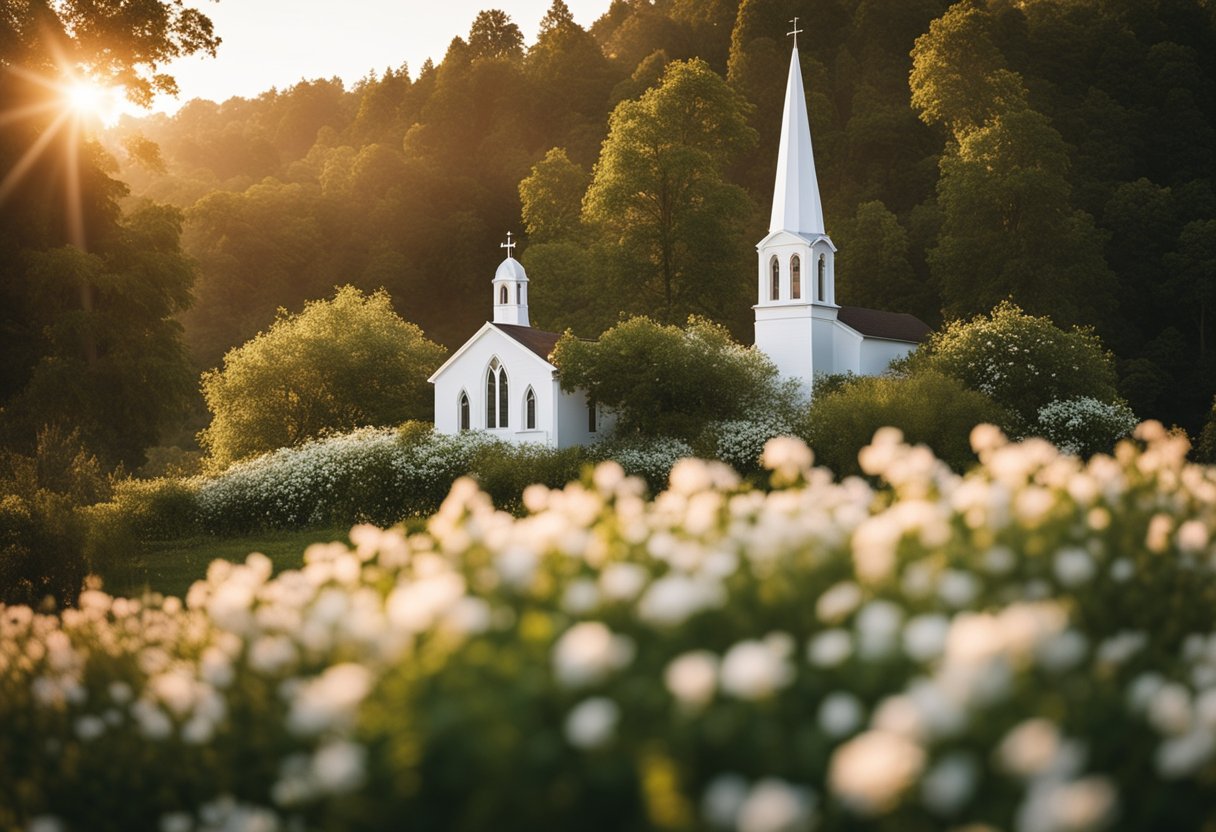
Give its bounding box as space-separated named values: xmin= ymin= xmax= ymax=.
xmin=516 ymin=284 xmax=522 ymax=304
xmin=817 ymin=254 xmax=826 ymax=301
xmin=791 ymin=255 xmax=801 ymax=300
xmin=459 ymin=391 xmax=470 ymax=431
xmin=770 ymin=256 xmax=780 ymax=301
xmin=499 ymin=285 xmax=508 ymax=305
xmin=486 ymin=358 xmax=509 ymax=428
xmin=525 ymin=387 xmax=536 ymax=430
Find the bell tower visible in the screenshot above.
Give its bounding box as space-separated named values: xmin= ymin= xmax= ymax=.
xmin=492 ymin=231 xmax=530 ymax=327
xmin=754 ymin=23 xmax=838 ymax=397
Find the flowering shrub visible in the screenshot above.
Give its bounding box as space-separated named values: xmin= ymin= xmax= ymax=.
xmin=701 ymin=415 xmax=792 ymax=475
xmin=1036 ymin=396 xmax=1138 ymax=456
xmin=591 ymin=435 xmax=695 ymax=489
xmin=3 ymin=423 xmax=1216 ymax=830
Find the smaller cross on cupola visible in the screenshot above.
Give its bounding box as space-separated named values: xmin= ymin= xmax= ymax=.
xmin=787 ymin=17 xmax=803 ymax=47
xmin=492 ymin=232 xmax=530 ymax=327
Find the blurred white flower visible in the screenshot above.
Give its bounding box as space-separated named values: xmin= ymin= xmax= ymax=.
xmin=921 ymin=752 xmax=978 ymax=816
xmin=637 ymin=573 xmax=724 ymax=627
xmin=702 ymin=774 xmax=749 ymax=829
xmin=159 ymin=812 xmax=193 ymax=832
xmin=1014 ymin=777 xmax=1116 ymax=832
xmin=816 ymin=582 xmax=862 ymax=624
xmin=855 ymin=600 xmax=904 ymax=659
xmin=761 ymin=436 xmax=813 ymax=481
xmin=807 ymin=630 xmax=853 ymax=668
xmin=818 ymin=692 xmax=864 ymax=738
xmin=564 ymin=697 xmax=619 ymax=750
xmin=599 ymin=563 xmax=648 ymax=602
xmin=286 ymin=663 xmax=373 ymax=736
xmin=311 ymin=739 xmax=367 ymax=794
xmin=996 ymin=719 xmax=1062 ymax=779
xmin=736 ymin=778 xmax=816 ymax=832
xmin=720 ymin=637 xmax=795 ymax=700
xmin=562 ymin=579 xmax=600 ymax=615
xmin=903 ymin=614 xmax=950 ymax=662
xmin=552 ymin=622 xmax=634 ymax=688
xmin=829 ymin=730 xmax=926 ymax=815
xmin=1053 ymin=549 xmax=1095 ymax=587
xmin=1147 ymin=683 xmax=1193 ymax=736
xmin=664 ymin=651 xmax=719 ymax=708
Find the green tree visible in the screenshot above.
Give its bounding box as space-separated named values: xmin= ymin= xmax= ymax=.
xmin=803 ymin=370 xmax=1009 ymax=476
xmin=552 ymin=316 xmax=795 ymax=441
xmin=834 ymin=200 xmax=935 ymax=320
xmin=468 ymin=9 xmax=524 ymax=62
xmin=583 ymin=58 xmax=757 ymax=330
xmin=199 ymin=286 xmax=447 ymax=470
xmin=519 ymin=147 xmax=589 ymax=243
xmin=929 ymin=109 xmax=1114 ymax=326
xmin=908 ymin=0 xmax=1027 ymax=141
xmin=910 ymin=301 xmax=1121 ymax=430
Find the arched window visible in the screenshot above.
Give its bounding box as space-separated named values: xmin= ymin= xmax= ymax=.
xmin=769 ymin=256 xmax=780 ymax=301
xmin=516 ymin=284 xmax=522 ymax=304
xmin=524 ymin=387 xmax=536 ymax=430
xmin=459 ymin=391 xmax=470 ymax=431
xmin=817 ymin=254 xmax=826 ymax=301
xmin=486 ymin=358 xmax=509 ymax=428
xmin=499 ymin=285 xmax=508 ymax=305
xmin=791 ymin=255 xmax=801 ymax=300
xmin=588 ymin=398 xmax=597 ymax=433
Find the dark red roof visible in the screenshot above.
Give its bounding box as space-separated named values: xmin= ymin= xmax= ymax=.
xmin=837 ymin=306 xmax=931 ymax=343
xmin=494 ymin=324 xmax=563 ymax=362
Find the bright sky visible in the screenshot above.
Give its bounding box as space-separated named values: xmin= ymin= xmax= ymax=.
xmin=144 ymin=0 xmax=614 ymax=114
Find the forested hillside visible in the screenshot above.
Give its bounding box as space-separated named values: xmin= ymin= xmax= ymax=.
xmin=77 ymin=0 xmax=1216 ymax=441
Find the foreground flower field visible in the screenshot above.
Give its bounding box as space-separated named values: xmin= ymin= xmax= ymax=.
xmin=3 ymin=425 xmax=1215 ymax=831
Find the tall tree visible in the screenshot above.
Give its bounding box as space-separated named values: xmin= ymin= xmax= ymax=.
xmin=468 ymin=9 xmax=525 ymax=62
xmin=582 ymin=58 xmax=757 ymax=331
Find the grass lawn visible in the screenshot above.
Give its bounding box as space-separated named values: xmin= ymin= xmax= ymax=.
xmin=97 ymin=525 xmax=352 ymax=599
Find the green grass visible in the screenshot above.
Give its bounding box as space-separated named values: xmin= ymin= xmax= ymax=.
xmin=97 ymin=525 xmax=352 ymax=599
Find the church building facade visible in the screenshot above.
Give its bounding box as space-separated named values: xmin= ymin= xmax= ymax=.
xmin=430 ymin=41 xmax=927 ymax=446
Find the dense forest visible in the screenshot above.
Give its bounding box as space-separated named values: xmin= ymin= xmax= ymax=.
xmin=3 ymin=0 xmax=1215 ymax=471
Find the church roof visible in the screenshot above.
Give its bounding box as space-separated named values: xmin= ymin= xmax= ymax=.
xmin=495 ymin=256 xmax=528 ymax=282
xmin=837 ymin=306 xmax=932 ymax=343
xmin=770 ymin=46 xmax=826 ymax=236
xmin=495 ymin=323 xmax=562 ymax=362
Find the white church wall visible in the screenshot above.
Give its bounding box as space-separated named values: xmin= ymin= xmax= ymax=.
xmin=755 ymin=306 xmax=814 ymax=398
xmin=553 ymin=384 xmax=614 ymax=449
xmin=431 ymin=328 xmax=557 ymax=447
xmin=831 ymin=324 xmax=863 ymax=375
xmin=859 ymin=339 xmax=917 ymax=376
xmin=810 ymin=308 xmax=839 ymax=376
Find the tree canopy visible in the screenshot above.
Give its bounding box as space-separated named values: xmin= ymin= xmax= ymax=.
xmin=552 ymin=316 xmax=795 ymax=442
xmin=199 ymin=286 xmax=447 ymax=470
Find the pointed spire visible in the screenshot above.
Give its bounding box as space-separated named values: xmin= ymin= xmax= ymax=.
xmin=769 ymin=46 xmax=825 ymax=236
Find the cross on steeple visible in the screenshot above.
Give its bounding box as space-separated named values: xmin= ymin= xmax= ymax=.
xmin=500 ymin=231 xmax=516 ymax=258
xmin=787 ymin=17 xmax=803 ymax=46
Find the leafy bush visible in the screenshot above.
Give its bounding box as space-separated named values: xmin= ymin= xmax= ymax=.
xmin=0 ymin=428 xmax=106 ymax=606
xmin=1036 ymin=396 xmax=1137 ymax=456
xmin=553 ymin=316 xmax=799 ymax=442
xmin=802 ymin=370 xmax=1010 ymax=475
xmin=469 ymin=442 xmax=589 ymax=512
xmin=912 ymin=301 xmax=1120 ymax=428
xmin=2 ymin=426 xmax=1216 ymax=830
xmin=698 ymin=414 xmax=792 ymax=476
xmin=591 ymin=435 xmax=695 ymax=490
xmin=199 ymin=286 xmax=447 ymax=470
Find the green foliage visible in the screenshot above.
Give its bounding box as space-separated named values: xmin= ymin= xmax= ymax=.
xmin=912 ymin=301 xmax=1122 ymax=429
xmin=582 ymin=58 xmax=758 ymax=330
xmin=802 ymin=370 xmax=1008 ymax=476
xmin=519 ymin=148 xmax=589 ymax=243
xmin=468 ymin=9 xmax=525 ymax=62
xmin=0 ymin=429 xmax=108 ymax=607
xmin=199 ymin=286 xmax=447 ymax=470
xmin=4 ymin=430 xmax=1216 ymax=829
xmin=553 ymin=316 xmax=795 ymax=442
xmin=469 ymin=443 xmax=588 ymax=512
xmin=833 ymin=200 xmax=933 ymax=321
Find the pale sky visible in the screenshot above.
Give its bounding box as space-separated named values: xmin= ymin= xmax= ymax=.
xmin=147 ymin=0 xmax=614 ymax=113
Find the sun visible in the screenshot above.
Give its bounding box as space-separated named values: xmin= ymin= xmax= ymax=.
xmin=62 ymin=78 xmax=124 ymax=127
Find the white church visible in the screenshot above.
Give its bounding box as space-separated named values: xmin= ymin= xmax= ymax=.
xmin=429 ymin=41 xmax=929 ymax=447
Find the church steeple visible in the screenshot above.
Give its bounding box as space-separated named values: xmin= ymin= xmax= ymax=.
xmin=492 ymin=232 xmax=530 ymax=327
xmin=769 ymin=41 xmax=826 ymax=236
